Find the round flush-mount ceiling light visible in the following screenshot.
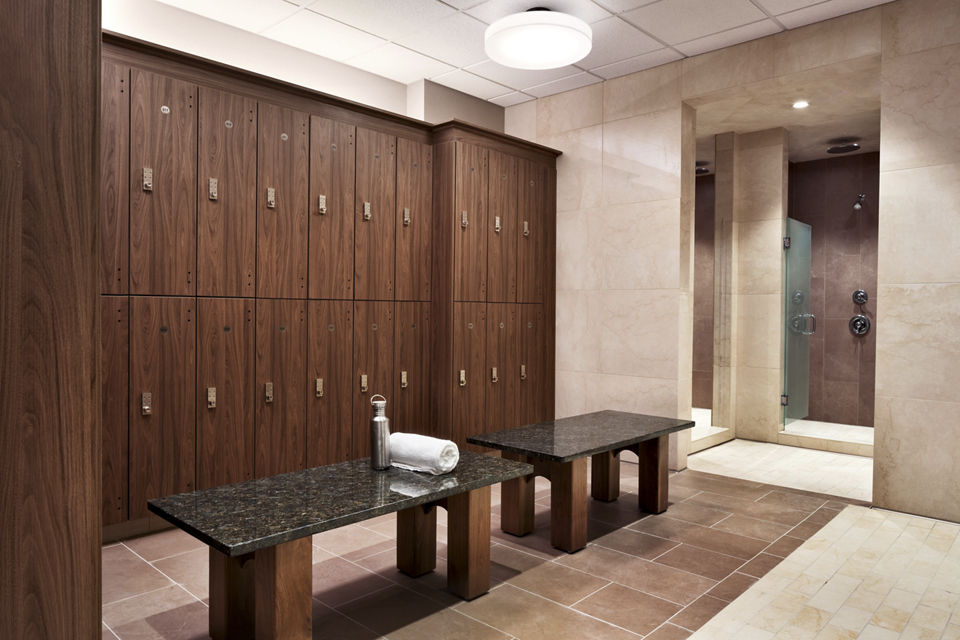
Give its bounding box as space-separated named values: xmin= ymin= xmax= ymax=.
xmin=484 ymin=8 xmax=592 ymax=70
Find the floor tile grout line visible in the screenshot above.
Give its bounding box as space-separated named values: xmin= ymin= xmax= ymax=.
xmin=101 ymin=619 xmax=122 ymax=639
xmin=146 ymin=544 xmax=207 ymax=564
xmin=566 ymin=580 xmax=613 ymax=608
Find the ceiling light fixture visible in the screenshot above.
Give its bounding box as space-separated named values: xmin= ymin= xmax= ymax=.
xmin=792 ymin=100 xmax=809 ymax=109
xmin=484 ymin=8 xmax=592 ymax=70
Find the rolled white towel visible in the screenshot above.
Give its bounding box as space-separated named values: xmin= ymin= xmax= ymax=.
xmin=389 ymin=432 xmax=459 ymax=475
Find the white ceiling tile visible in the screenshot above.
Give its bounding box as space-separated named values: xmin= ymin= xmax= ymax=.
xmin=673 ymin=19 xmax=782 ymax=56
xmin=751 ymin=0 xmax=822 ymax=15
xmin=523 ymin=71 xmax=603 ymax=97
xmin=306 ymin=0 xmax=458 ymax=41
xmin=467 ymin=59 xmax=582 ymax=90
xmin=489 ymin=91 xmax=536 ymax=106
xmin=345 ymin=44 xmax=455 ymax=85
xmin=261 ymin=9 xmax=387 ymax=61
xmin=591 ymin=0 xmax=661 ymax=13
xmin=776 ymin=0 xmax=892 ymax=29
xmin=587 ymin=47 xmax=683 ymax=79
xmin=431 ymin=69 xmax=513 ymax=99
xmin=394 ymin=13 xmax=489 ymax=68
xmin=622 ymin=0 xmax=767 ymax=44
xmin=156 ymin=0 xmax=300 ymax=33
xmin=467 ymin=0 xmax=611 ymax=25
xmin=578 ymin=16 xmax=663 ymax=68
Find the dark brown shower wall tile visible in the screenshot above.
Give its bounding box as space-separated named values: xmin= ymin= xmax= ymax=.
xmin=823 ymin=318 xmax=861 ymax=382
xmin=669 ymin=594 xmax=729 ymax=631
xmin=765 ymin=535 xmax=806 ymax=557
xmin=653 ymin=544 xmax=746 ymax=581
xmin=591 ymin=527 xmax=680 ymax=559
xmin=824 ymin=254 xmax=861 ymax=319
xmin=692 ymin=315 xmax=714 ymax=371
xmin=739 ymin=552 xmax=783 ymax=578
xmin=711 ymin=513 xmax=794 ymax=542
xmin=821 ymin=380 xmax=860 ymax=426
xmin=573 ymin=583 xmax=682 ymax=636
xmin=708 ymin=572 xmax=758 ymax=602
xmin=692 ymin=371 xmax=713 ymax=411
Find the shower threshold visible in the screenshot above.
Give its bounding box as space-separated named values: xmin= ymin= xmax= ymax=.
xmin=779 ymin=419 xmax=873 ymax=458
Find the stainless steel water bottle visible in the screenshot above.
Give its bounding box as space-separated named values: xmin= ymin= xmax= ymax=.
xmin=370 ymin=394 xmax=390 ymax=470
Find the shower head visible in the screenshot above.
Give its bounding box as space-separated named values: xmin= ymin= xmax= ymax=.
xmin=853 ymin=193 xmax=866 ymax=211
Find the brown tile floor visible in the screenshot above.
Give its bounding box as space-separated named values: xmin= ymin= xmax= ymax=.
xmin=101 ymin=463 xmax=866 ymax=639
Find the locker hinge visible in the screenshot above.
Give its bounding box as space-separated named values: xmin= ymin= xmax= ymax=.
xmin=494 ymin=216 xmax=501 ymax=233
xmin=362 ymin=201 xmax=372 ymax=221
xmin=141 ymin=391 xmax=152 ymax=415
xmin=461 ymin=210 xmax=468 ymax=228
xmin=207 ymin=387 xmax=216 ymax=409
xmin=520 ymin=364 xmax=527 ymax=381
xmin=315 ymin=377 xmax=324 ymax=398
xmin=266 ymin=187 xmax=276 ymax=209
xmin=142 ymin=167 xmax=153 ymax=192
xmin=403 ymin=207 xmax=411 ymax=227
xmin=317 ymin=194 xmax=327 ymax=215
xmin=523 ymin=220 xmax=530 ymax=237
xmin=360 ymin=374 xmax=368 ymax=393
xmin=491 ymin=367 xmax=498 ymax=383
xmin=208 ymin=177 xmax=218 ymax=201
xmin=400 ymin=370 xmax=408 ymax=389
xmin=783 ymin=236 xmax=791 ymax=249
xmin=780 ymin=394 xmax=789 ymax=406
xmin=265 ymin=382 xmax=274 ymax=403
xmin=458 ymin=369 xmax=466 ymax=387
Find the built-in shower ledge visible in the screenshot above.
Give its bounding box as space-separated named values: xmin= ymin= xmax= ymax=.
xmin=777 ymin=430 xmax=873 ymax=458
xmin=690 ymin=426 xmax=733 ymax=454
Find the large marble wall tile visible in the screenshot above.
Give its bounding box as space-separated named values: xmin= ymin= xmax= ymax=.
xmin=540 ymin=125 xmax=603 ymax=213
xmin=555 ymin=370 xmax=589 ymax=419
xmin=882 ymin=0 xmax=960 ymax=59
xmin=877 ymin=162 xmax=960 ymax=284
xmin=874 ymin=283 xmax=960 ymax=404
xmin=772 ymin=8 xmax=881 ymax=77
xmin=602 ymin=61 xmax=681 ymax=123
xmin=873 ymin=394 xmax=960 ymax=523
xmin=736 ymin=219 xmax=785 ymax=296
xmin=680 ymin=39 xmax=775 ymax=100
xmin=598 ymin=290 xmax=680 ymax=380
xmin=736 ymin=293 xmax=781 ymax=370
xmin=734 ymin=365 xmax=781 ymax=442
xmin=536 ymin=83 xmax=603 ymax=138
xmin=880 ymin=42 xmax=960 ymax=173
xmin=599 ymin=199 xmax=681 ymax=291
xmin=556 ymin=209 xmax=603 ymax=291
xmin=584 ymin=372 xmax=679 ymax=417
xmin=602 ymin=109 xmax=682 ymax=205
xmin=504 ymin=100 xmax=536 ymax=141
xmin=555 ymin=289 xmax=601 ymax=374
xmin=735 ymin=130 xmax=788 ymax=223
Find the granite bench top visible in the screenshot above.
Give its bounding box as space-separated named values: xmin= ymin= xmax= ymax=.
xmin=467 ymin=410 xmax=695 ymax=463
xmin=147 ymin=451 xmax=532 ymax=557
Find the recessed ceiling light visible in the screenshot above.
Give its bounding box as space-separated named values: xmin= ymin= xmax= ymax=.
xmin=485 ymin=8 xmax=592 ymax=70
xmin=792 ymin=100 xmax=809 ymax=109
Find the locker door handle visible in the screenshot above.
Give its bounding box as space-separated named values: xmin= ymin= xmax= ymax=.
xmin=317 ymin=194 xmax=327 ymax=215
xmin=461 ymin=210 xmax=468 ymax=228
xmin=403 ymin=207 xmax=411 ymax=227
xmin=458 ymin=370 xmax=466 ymax=387
xmin=265 ymin=382 xmax=274 ymax=403
xmin=520 ymin=364 xmax=527 ymax=381
xmin=494 ymin=216 xmax=501 ymax=233
xmin=523 ymin=220 xmax=530 ymax=237
xmin=360 ymin=374 xmax=368 ymax=393
xmin=141 ymin=392 xmax=152 ymax=416
xmin=207 ymin=387 xmax=216 ymax=409
xmin=315 ymin=377 xmax=323 ymax=398
xmin=491 ymin=367 xmax=498 ymax=383
xmin=266 ymin=187 xmax=276 ymax=209
xmin=400 ymin=370 xmax=408 ymax=389
xmin=208 ymin=178 xmax=218 ymax=201
xmin=142 ymin=168 xmax=153 ymax=192
xmin=362 ymin=201 xmax=372 ymax=221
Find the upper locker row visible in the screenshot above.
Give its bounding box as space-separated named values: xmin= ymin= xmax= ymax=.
xmin=102 ymin=64 xmax=545 ymax=303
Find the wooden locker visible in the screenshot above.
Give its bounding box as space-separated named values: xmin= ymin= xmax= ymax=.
xmin=394 ymin=302 xmax=431 ymax=436
xmin=101 ymin=296 xmax=128 ymax=525
xmin=353 ymin=301 xmax=394 ymax=458
xmin=100 ymin=61 xmax=129 ymax=295
xmin=452 ymin=302 xmax=486 ymax=448
xmin=129 ymin=297 xmax=196 ymax=519
xmin=197 ymin=298 xmax=255 ymax=489
xmin=396 ymin=138 xmax=432 ymax=302
xmin=487 ymin=150 xmax=517 ymax=303
xmin=484 ymin=303 xmax=516 ymax=435
xmin=198 ymin=88 xmax=257 ymax=297
xmin=129 ymin=70 xmax=197 ymax=296
xmin=309 ymin=116 xmax=355 ymax=300
xmin=256 ymin=299 xmax=307 ymax=477
xmin=257 ymin=103 xmax=309 ymax=298
xmin=454 ymin=143 xmax=488 ymax=302
xmin=355 ymin=128 xmax=396 ymax=300
xmin=518 ymin=159 xmax=549 ymax=303
xmin=307 ymin=300 xmax=353 ymax=467
xmin=516 ymin=304 xmax=546 ymax=427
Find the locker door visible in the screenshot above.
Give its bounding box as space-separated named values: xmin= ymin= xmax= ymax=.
xmin=516 ymin=304 xmax=546 ymax=427
xmin=129 ymin=297 xmax=196 ymax=519
xmin=101 ymin=296 xmax=128 ymax=525
xmin=396 ymin=138 xmax=432 ymax=302
xmin=452 ymin=302 xmax=486 ymax=448
xmin=484 ymin=303 xmax=516 ymax=436
xmin=256 ymin=299 xmax=307 ymax=477
xmin=353 ymin=301 xmax=394 ymax=458
xmin=487 ymin=150 xmax=517 ymax=303
xmin=454 ymin=143 xmax=488 ymax=302
xmin=355 ymin=128 xmax=396 ymax=300
xmin=309 ymin=116 xmax=355 ymax=300
xmin=198 ymin=88 xmax=257 ymax=297
xmin=307 ymin=300 xmax=353 ymax=467
xmin=129 ymin=70 xmax=197 ymax=296
xmin=517 ymin=159 xmax=548 ymax=303
xmin=198 ymin=298 xmax=255 ymax=489
xmin=100 ymin=61 xmax=129 ymax=295
xmin=257 ymin=103 xmax=308 ymax=298
xmin=394 ymin=302 xmax=431 ymax=436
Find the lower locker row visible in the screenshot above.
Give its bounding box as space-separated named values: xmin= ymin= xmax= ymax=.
xmin=101 ymin=297 xmax=546 ymax=526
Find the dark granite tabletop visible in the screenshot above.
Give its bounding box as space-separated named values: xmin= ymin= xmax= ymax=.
xmin=467 ymin=410 xmax=695 ymax=463
xmin=147 ymin=451 xmax=532 ymax=557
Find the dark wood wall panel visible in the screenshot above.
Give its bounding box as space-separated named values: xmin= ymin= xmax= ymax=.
xmin=518 ymin=304 xmax=546 ymax=427
xmin=129 ymin=296 xmax=197 ymax=519
xmin=198 ymin=298 xmax=255 ymax=489
xmin=518 ymin=159 xmax=548 ymax=303
xmin=101 ymin=61 xmax=130 ymax=295
xmin=256 ymin=299 xmax=307 ymax=477
xmin=394 ymin=302 xmax=431 ymax=435
xmin=309 ymin=116 xmax=356 ymax=300
xmin=396 ymin=138 xmax=432 ymax=302
xmin=487 ymin=150 xmax=518 ymax=303
xmin=101 ymin=296 xmax=129 ymax=525
xmin=257 ymin=103 xmax=309 ymax=299
xmin=198 ymin=88 xmax=257 ymax=297
xmin=484 ymin=303 xmax=515 ymax=434
xmin=129 ymin=70 xmax=197 ymax=296
xmin=452 ymin=302 xmax=486 ymax=448
xmin=307 ymin=300 xmax=354 ymax=467
xmin=353 ymin=301 xmax=394 ymax=458
xmin=355 ymin=128 xmax=397 ymax=300
xmin=453 ymin=143 xmax=488 ymax=302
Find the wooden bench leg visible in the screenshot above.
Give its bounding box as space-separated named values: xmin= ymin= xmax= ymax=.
xmin=208 ymin=538 xmax=312 ymax=640
xmin=591 ymin=450 xmax=620 ymax=502
xmin=550 ymin=458 xmax=588 ymax=553
xmin=501 ymin=453 xmax=535 ymax=537
xmin=397 ymin=503 xmax=437 ymax=577
xmin=445 ymin=485 xmax=491 ymax=600
xmin=637 ymin=435 xmax=669 ymax=513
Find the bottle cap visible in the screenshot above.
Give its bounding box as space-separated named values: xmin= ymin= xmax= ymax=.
xmin=371 ymin=394 xmax=387 ymax=410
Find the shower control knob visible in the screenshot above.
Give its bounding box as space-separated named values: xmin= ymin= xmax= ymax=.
xmin=849 ymin=314 xmax=870 ymax=336
xmin=852 ymin=289 xmax=868 ymax=305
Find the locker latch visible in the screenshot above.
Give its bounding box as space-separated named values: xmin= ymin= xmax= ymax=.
xmin=461 ymin=210 xmax=468 ymax=228
xmin=520 ymin=364 xmax=527 ymax=381
xmin=494 ymin=216 xmax=501 ymax=233
xmin=208 ymin=178 xmax=218 ymax=201
xmin=401 ymin=370 xmax=408 ymax=389
xmin=360 ymin=374 xmax=368 ymax=393
xmin=318 ymin=194 xmax=327 ymax=215
xmin=207 ymin=387 xmax=216 ymax=409
xmin=265 ymin=382 xmax=274 ymax=403
xmin=491 ymin=367 xmax=498 ymax=383
xmin=523 ymin=220 xmax=530 ymax=237
xmin=266 ymin=187 xmax=276 ymax=209
xmin=141 ymin=391 xmax=152 ymax=416
xmin=362 ymin=201 xmax=372 ymax=221
xmin=403 ymin=207 xmax=411 ymax=227
xmin=316 ymin=377 xmax=324 ymax=398
xmin=458 ymin=370 xmax=466 ymax=387
xmin=142 ymin=167 xmax=153 ymax=192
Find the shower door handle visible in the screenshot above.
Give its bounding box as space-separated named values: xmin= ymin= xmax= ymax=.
xmin=802 ymin=313 xmax=816 ymax=336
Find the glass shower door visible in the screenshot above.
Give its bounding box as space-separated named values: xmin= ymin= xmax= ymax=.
xmin=783 ymin=218 xmax=812 ymax=427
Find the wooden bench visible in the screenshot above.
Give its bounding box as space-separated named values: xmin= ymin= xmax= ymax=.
xmin=148 ymin=451 xmax=532 ymax=640
xmin=468 ymin=410 xmax=694 ymax=553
